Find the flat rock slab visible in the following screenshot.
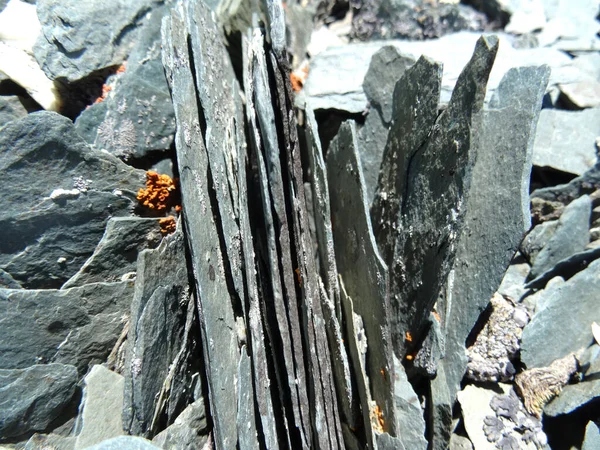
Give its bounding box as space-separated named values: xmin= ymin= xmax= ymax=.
xmin=583 ymin=421 xmax=600 ymax=450
xmin=544 ymin=378 xmax=600 ymax=417
xmin=151 ymin=399 xmax=209 ymax=449
xmin=34 ymin=0 xmax=163 ymax=82
xmin=0 ymin=111 xmax=144 ymax=289
xmin=0 ymin=363 xmax=78 ymax=439
xmin=521 ymin=259 xmax=600 ymax=368
xmin=532 ymin=108 xmax=600 ymax=176
xmin=85 ymin=436 xmax=161 ymax=450
xmin=0 ymin=281 xmax=134 ymax=373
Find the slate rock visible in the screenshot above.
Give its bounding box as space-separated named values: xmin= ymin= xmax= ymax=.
xmin=24 ymin=433 xmax=76 ymax=450
xmin=74 ymin=365 xmax=124 ymax=449
xmin=449 ymin=434 xmax=473 ymax=450
xmin=544 ymin=379 xmax=600 ymax=417
xmin=560 ymin=80 xmax=600 ymax=109
xmin=429 ymin=366 xmax=453 ymax=450
xmin=521 ymin=259 xmax=600 ymax=368
xmin=0 ymin=268 xmax=21 ymax=289
xmin=393 ymin=357 xmax=428 ymax=450
xmin=63 ymin=217 xmax=163 ymax=289
xmin=34 ymin=0 xmax=163 ymax=82
xmin=496 ymin=254 xmax=530 ymax=301
xmin=438 ymin=64 xmax=549 ymax=398
xmin=74 ymin=6 xmax=176 ymax=160
xmin=0 ymin=95 xmax=27 ymax=126
xmin=528 ymin=194 xmax=591 ymax=280
xmin=0 ymin=111 xmax=144 ymax=289
xmin=84 ymin=436 xmax=161 ymax=450
xmin=151 ymin=398 xmax=209 ymax=449
xmin=532 ymin=163 xmax=600 ymax=206
xmin=580 ymin=344 xmax=600 ymax=379
xmin=0 ymin=364 xmax=78 ymax=439
xmin=357 ymin=109 xmax=390 ymax=206
xmin=519 ymin=220 xmax=559 ymax=266
xmin=532 ymin=108 xmax=600 ymax=176
xmin=0 ymin=281 xmax=134 ymax=373
xmin=583 ymin=421 xmax=600 ymax=450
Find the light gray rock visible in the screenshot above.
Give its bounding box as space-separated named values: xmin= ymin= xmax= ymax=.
xmin=520 ymin=220 xmax=559 ymax=266
xmin=525 ymin=246 xmax=600 ymax=290
xmin=393 ymin=357 xmax=428 ymax=450
xmin=0 ymin=364 xmax=78 ymax=439
xmin=497 ymin=255 xmax=530 ymax=301
xmin=0 ymin=282 xmax=134 ymax=373
xmin=449 ymin=434 xmax=473 ymax=450
xmin=0 ymin=95 xmax=28 ymax=126
xmin=560 ymin=80 xmax=600 ymax=108
xmin=0 ymin=111 xmax=144 ymax=289
xmin=24 ymin=433 xmax=76 ymax=450
xmin=521 ymin=259 xmax=600 ymax=368
xmin=74 ymin=365 xmax=124 ymax=449
xmin=63 ymin=217 xmax=163 ymax=289
xmin=532 ymin=108 xmax=600 ymax=176
xmin=583 ymin=421 xmax=600 ymax=450
xmin=528 ymin=195 xmax=591 ymax=280
xmin=34 ymin=0 xmax=163 ymax=82
xmin=580 ymin=344 xmax=600 ymax=379
xmin=84 ymin=436 xmax=161 ymax=450
xmin=544 ymin=379 xmax=600 ymax=417
xmin=429 ymin=366 xmax=453 ymax=450
xmin=151 ymin=398 xmax=209 ymax=449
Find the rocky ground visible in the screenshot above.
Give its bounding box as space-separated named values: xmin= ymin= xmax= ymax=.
xmin=0 ymin=0 xmax=599 ymax=449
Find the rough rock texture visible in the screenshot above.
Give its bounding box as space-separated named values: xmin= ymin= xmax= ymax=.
xmin=85 ymin=436 xmax=161 ymax=450
xmin=74 ymin=365 xmax=124 ymax=449
xmin=34 ymin=0 xmax=164 ymax=82
xmin=0 ymin=281 xmax=134 ymax=373
xmin=63 ymin=217 xmax=163 ymax=289
xmin=151 ymin=399 xmax=209 ymax=449
xmin=0 ymin=95 xmax=28 ymax=126
xmin=532 ymin=108 xmax=600 ymax=176
xmin=521 ymin=257 xmax=600 ymax=369
xmin=0 ymin=112 xmax=144 ymax=289
xmin=528 ymin=194 xmax=591 ymax=280
xmin=519 ymin=220 xmax=559 ymax=266
xmin=544 ymin=378 xmax=600 ymax=417
xmin=583 ymin=421 xmax=600 ymax=450
xmin=0 ymin=364 xmax=78 ymax=439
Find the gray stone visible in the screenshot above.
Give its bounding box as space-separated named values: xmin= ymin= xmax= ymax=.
xmin=525 ymin=246 xmax=600 ymax=290
xmin=161 ymin=9 xmax=240 ymax=448
xmin=521 ymin=259 xmax=600 ymax=368
xmin=74 ymin=6 xmax=176 ymax=160
xmin=24 ymin=433 xmax=76 ymax=450
xmin=0 ymin=268 xmax=21 ymax=289
xmin=34 ymin=0 xmax=163 ymax=82
xmin=362 ymin=46 xmax=415 ymax=124
xmin=438 ymin=64 xmax=549 ymax=399
xmin=0 ymin=364 xmax=78 ymax=439
xmin=0 ymin=111 xmax=144 ymax=289
xmin=496 ymin=255 xmax=530 ymax=302
xmin=393 ymin=357 xmax=428 ymax=450
xmin=0 ymin=281 xmax=134 ymax=373
xmin=413 ymin=313 xmax=445 ymax=378
xmin=327 ymin=121 xmax=397 ymax=435
xmin=357 ymin=109 xmax=390 ymax=205
xmin=528 ymin=195 xmax=591 ymax=280
xmin=151 ymin=398 xmax=209 ymax=449
xmin=580 ymin=344 xmax=600 ymax=379
xmin=532 ymin=108 xmax=600 ymax=176
xmin=560 ymin=80 xmax=600 ymax=108
xmin=544 ymin=379 xmax=600 ymax=417
xmin=84 ymin=436 xmax=161 ymax=450
xmin=583 ymin=421 xmax=600 ymax=450
xmin=449 ymin=434 xmax=473 ymax=450
xmin=236 ymin=350 xmax=259 ymax=450
xmin=0 ymin=95 xmax=27 ymax=127
xmin=63 ymin=217 xmax=163 ymax=289
xmin=74 ymin=365 xmax=124 ymax=449
xmin=429 ymin=366 xmax=453 ymax=450
xmin=519 ymin=220 xmax=559 ymax=266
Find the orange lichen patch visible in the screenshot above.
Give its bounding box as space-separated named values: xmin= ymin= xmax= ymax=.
xmin=380 ymin=368 xmax=386 ymax=380
xmin=405 ymin=331 xmax=413 ymax=343
xmin=137 ymin=171 xmax=177 ymax=211
xmin=94 ymin=84 xmax=112 ymax=104
xmin=116 ymin=62 xmax=127 ymax=74
xmin=406 ymin=353 xmax=415 ymax=361
xmin=159 ymin=216 xmax=176 ymax=235
xmin=371 ymin=404 xmax=385 ymax=433
xmin=432 ymin=310 xmax=442 ymax=323
xmin=290 ymin=64 xmax=309 ymax=93
xmin=295 ymin=267 xmax=302 ymax=287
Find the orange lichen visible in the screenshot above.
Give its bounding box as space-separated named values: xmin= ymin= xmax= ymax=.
xmin=290 ymin=64 xmax=309 ymax=93
xmin=380 ymin=368 xmax=386 ymax=380
xmin=405 ymin=331 xmax=413 ymax=342
xmin=94 ymin=84 xmax=112 ymax=104
xmin=295 ymin=267 xmax=302 ymax=287
xmin=159 ymin=216 xmax=177 ymax=235
xmin=432 ymin=310 xmax=442 ymax=323
xmin=137 ymin=171 xmax=177 ymax=211
xmin=406 ymin=354 xmax=414 ymax=361
xmin=371 ymin=404 xmax=385 ymax=433
xmin=116 ymin=62 xmax=127 ymax=74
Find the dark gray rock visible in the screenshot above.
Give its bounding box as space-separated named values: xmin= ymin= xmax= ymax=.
xmin=0 ymin=111 xmax=144 ymax=289
xmin=74 ymin=365 xmax=124 ymax=449
xmin=236 ymin=349 xmax=259 ymax=450
xmin=496 ymin=254 xmax=530 ymax=301
xmin=0 ymin=268 xmax=21 ymax=289
xmin=0 ymin=281 xmax=134 ymax=373
xmin=519 ymin=220 xmax=558 ymax=266
xmin=151 ymin=398 xmax=209 ymax=449
xmin=544 ymin=379 xmax=600 ymax=417
xmin=521 ymin=259 xmax=600 ymax=368
xmin=580 ymin=344 xmax=600 ymax=379
xmin=583 ymin=421 xmax=600 ymax=450
xmin=532 ymin=108 xmax=600 ymax=176
xmin=74 ymin=6 xmax=176 ymax=160
xmin=122 ymin=226 xmax=193 ymax=437
xmin=34 ymin=0 xmax=163 ymax=82
xmin=429 ymin=366 xmax=453 ymax=450
xmin=413 ymin=313 xmax=445 ymax=378
xmin=63 ymin=217 xmax=163 ymax=289
xmin=525 ymin=246 xmax=600 ymax=290
xmin=0 ymin=95 xmax=28 ymax=126
xmin=393 ymin=357 xmax=428 ymax=450
xmin=438 ymin=64 xmax=549 ymax=399
xmin=0 ymin=364 xmax=78 ymax=439
xmin=528 ymin=195 xmax=591 ymax=280
xmin=85 ymin=436 xmax=161 ymax=450
xmin=357 ymin=107 xmax=390 ymax=205
xmin=327 ymin=120 xmax=397 ymax=435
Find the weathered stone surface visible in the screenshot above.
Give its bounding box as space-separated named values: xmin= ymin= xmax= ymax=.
xmin=560 ymin=80 xmax=600 ymax=108
xmin=74 ymin=6 xmax=175 ymax=160
xmin=0 ymin=364 xmax=78 ymax=439
xmin=0 ymin=268 xmax=21 ymax=289
xmin=438 ymin=64 xmax=549 ymax=399
xmin=63 ymin=217 xmax=163 ymax=289
xmin=393 ymin=357 xmax=427 ymax=450
xmin=152 ymin=398 xmax=209 ymax=449
xmin=532 ymin=108 xmax=600 ymax=176
xmin=0 ymin=111 xmax=144 ymax=289
xmin=519 ymin=220 xmax=559 ymax=266
xmin=449 ymin=434 xmax=473 ymax=450
xmin=525 ymin=246 xmax=600 ymax=290
xmin=528 ymin=194 xmax=591 ymax=280
xmin=581 ymin=344 xmax=600 ymax=379
xmin=521 ymin=259 xmax=600 ymax=368
xmin=327 ymin=121 xmax=396 ymax=435
xmin=496 ymin=255 xmax=530 ymax=301
xmin=74 ymin=365 xmax=124 ymax=449
xmin=85 ymin=436 xmax=161 ymax=450
xmin=162 ymin=9 xmax=240 ymax=448
xmin=532 ymin=164 xmax=600 ymax=206
xmin=0 ymin=281 xmax=134 ymax=372
xmin=357 ymin=110 xmax=390 ymax=205
xmin=544 ymin=379 xmax=600 ymax=417
xmin=24 ymin=433 xmax=76 ymax=450
xmin=34 ymin=0 xmax=163 ymax=82
xmin=429 ymin=366 xmax=453 ymax=450
xmin=583 ymin=421 xmax=600 ymax=450
xmin=0 ymin=95 xmax=27 ymax=126
xmin=413 ymin=313 xmax=445 ymax=378
xmin=236 ymin=350 xmax=259 ymax=450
